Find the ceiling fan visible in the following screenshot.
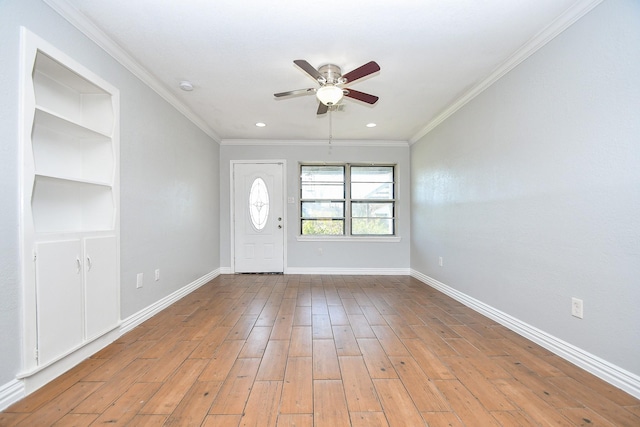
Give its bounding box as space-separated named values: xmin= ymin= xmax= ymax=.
xmin=274 ymin=59 xmax=380 ymax=115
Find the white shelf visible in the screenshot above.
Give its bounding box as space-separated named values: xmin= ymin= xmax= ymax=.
xmin=31 ymin=175 xmax=115 ymax=233
xmin=34 ymin=106 xmax=112 ymax=139
xmin=33 ymin=52 xmax=114 ymax=136
xmin=33 ymin=108 xmax=114 ymax=184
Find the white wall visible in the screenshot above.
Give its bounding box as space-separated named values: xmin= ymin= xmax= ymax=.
xmin=0 ymin=0 xmax=220 ymax=388
xmin=220 ymin=142 xmax=410 ymax=273
xmin=411 ymin=0 xmax=640 ymax=378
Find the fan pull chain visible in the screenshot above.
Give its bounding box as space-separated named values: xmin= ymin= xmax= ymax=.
xmin=328 ymin=107 xmax=333 ymax=145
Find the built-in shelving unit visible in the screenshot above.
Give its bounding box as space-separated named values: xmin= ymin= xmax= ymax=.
xmin=20 ymin=28 xmax=120 ymax=376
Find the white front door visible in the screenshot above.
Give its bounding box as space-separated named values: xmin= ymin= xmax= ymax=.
xmin=233 ymin=162 xmax=284 ymax=273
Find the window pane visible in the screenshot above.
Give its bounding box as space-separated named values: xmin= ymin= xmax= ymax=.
xmin=301 ymin=202 xmax=344 ymax=218
xmin=351 ymin=182 xmax=393 ymax=199
xmin=301 ymin=183 xmax=344 ymax=199
xmin=352 ymin=218 xmax=394 ymax=235
xmin=301 ymin=166 xmax=344 ymax=182
xmin=351 ymin=202 xmax=393 ymax=218
xmin=351 ymin=166 xmax=393 ymax=183
xmin=302 ymin=219 xmax=344 ymax=235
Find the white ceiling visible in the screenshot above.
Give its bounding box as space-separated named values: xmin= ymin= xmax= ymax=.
xmin=51 ymin=0 xmax=598 ymax=143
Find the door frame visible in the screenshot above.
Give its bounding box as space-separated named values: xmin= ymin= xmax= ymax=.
xmin=230 ymin=160 xmax=287 ymax=274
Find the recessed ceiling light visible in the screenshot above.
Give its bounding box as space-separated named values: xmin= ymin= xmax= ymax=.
xmin=255 ymin=122 xmax=266 ymax=127
xmin=179 ymin=81 xmax=194 ymax=91
xmin=366 ymin=123 xmax=377 ymax=128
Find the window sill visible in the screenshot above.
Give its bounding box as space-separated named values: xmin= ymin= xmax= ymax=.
xmin=296 ymin=235 xmax=402 ymax=243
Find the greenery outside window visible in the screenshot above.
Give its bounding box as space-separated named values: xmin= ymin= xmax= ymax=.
xmin=300 ymin=164 xmax=395 ymax=236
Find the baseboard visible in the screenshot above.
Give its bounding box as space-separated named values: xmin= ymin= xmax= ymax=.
xmin=411 ymin=269 xmax=640 ymax=400
xmin=0 ymin=380 xmax=24 ymax=412
xmin=285 ymin=267 xmax=411 ymax=275
xmin=0 ymin=269 xmax=221 ymax=411
xmin=120 ymin=269 xmax=220 ymax=334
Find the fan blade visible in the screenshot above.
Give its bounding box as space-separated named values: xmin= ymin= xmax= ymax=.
xmin=317 ymin=102 xmax=328 ymax=115
xmin=274 ymin=88 xmax=315 ymax=97
xmin=344 ymin=89 xmax=379 ymax=105
xmin=342 ymin=61 xmax=380 ymax=84
xmin=294 ymin=59 xmax=325 ymax=82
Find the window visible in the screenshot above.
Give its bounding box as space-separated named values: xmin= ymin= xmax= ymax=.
xmin=300 ymin=164 xmax=395 ymax=236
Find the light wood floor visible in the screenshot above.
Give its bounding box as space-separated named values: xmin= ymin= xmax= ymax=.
xmin=2 ymin=274 xmax=639 ymax=426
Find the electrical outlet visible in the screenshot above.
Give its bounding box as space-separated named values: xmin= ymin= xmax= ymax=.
xmin=438 ymin=256 xmax=443 ymax=267
xmin=155 ymin=269 xmax=160 ymax=281
xmin=136 ymin=273 xmax=144 ymax=289
xmin=571 ymin=297 xmax=583 ymax=319
xmin=318 ymin=247 xmax=323 ymax=255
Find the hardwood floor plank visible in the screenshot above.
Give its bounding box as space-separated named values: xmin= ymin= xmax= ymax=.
xmin=332 ymin=325 xmax=361 ymax=356
xmin=72 ymin=358 xmax=154 ymax=414
xmin=91 ymin=382 xmax=161 ymax=425
xmin=276 ymin=414 xmax=313 ymax=427
xmin=138 ymin=340 xmax=199 ymax=383
xmin=127 ymin=414 xmax=169 ymax=426
xmin=190 ymin=326 xmax=232 ymax=359
xmin=279 ymin=357 xmax=313 ymax=414
xmin=348 ymin=314 xmax=376 ymax=338
xmin=239 ymin=381 xmax=282 ymax=427
xmin=420 ymin=412 xmax=464 ymax=427
xmin=209 ymin=357 xmax=261 ymax=415
xmin=270 ymin=314 xmax=294 ymax=340
xmin=256 ymin=340 xmax=290 ymax=381
xmin=198 ymin=340 xmax=245 ymax=382
xmin=328 ymin=305 xmax=349 ymax=326
xmin=371 ymin=325 xmax=410 ymax=357
xmin=202 ymin=414 xmax=242 ymax=427
xmin=312 ymin=339 xmax=341 ymax=380
xmin=349 ymin=412 xmax=389 ymax=426
xmin=388 ymin=356 xmax=450 ymax=412
xmin=140 ymin=358 xmax=209 ymax=415
xmin=402 ymin=339 xmax=456 ymax=380
xmin=372 ymin=378 xmax=426 ymax=427
xmin=16 ymin=382 xmax=103 ymax=426
xmin=51 ymin=413 xmax=99 ymax=426
xmin=293 ymin=306 xmax=312 ymax=326
xmin=311 ymin=314 xmax=333 ymax=339
xmin=338 ymin=356 xmax=383 ymax=412
xmin=289 ymin=326 xmax=312 ymax=357
xmin=5 ymin=358 xmax=106 ymax=413
xmin=491 ymin=378 xmax=574 ymax=426
xmin=442 ymin=356 xmax=517 ymax=411
xmin=313 ymin=380 xmax=350 ymax=427
xmin=433 ymin=379 xmax=502 ymax=426
xmin=238 ymin=326 xmax=272 ymax=358
xmin=546 ymin=376 xmax=640 ymax=426
xmin=163 ymin=381 xmax=222 ymax=427
xmin=357 ymin=338 xmax=398 ymax=379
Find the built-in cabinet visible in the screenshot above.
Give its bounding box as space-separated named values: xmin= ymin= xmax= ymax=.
xmin=21 ymin=29 xmax=120 ymax=373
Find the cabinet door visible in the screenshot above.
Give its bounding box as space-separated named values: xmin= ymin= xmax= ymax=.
xmin=84 ymin=236 xmax=119 ymax=339
xmin=35 ymin=239 xmax=84 ymax=365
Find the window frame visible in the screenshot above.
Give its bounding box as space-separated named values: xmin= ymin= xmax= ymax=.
xmin=299 ymin=163 xmax=397 ymax=239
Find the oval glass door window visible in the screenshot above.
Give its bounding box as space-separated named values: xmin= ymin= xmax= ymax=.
xmin=249 ymin=177 xmax=269 ymax=230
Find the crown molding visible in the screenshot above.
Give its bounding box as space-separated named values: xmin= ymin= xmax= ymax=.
xmin=220 ymin=139 xmax=409 ymax=147
xmin=409 ymin=0 xmax=605 ymax=145
xmin=42 ymin=0 xmax=221 ymax=144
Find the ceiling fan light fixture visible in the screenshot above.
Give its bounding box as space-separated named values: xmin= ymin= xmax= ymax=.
xmin=316 ymin=85 xmax=344 ymax=106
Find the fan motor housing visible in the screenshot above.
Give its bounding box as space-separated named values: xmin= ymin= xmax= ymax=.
xmin=318 ymin=64 xmax=344 ymax=84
